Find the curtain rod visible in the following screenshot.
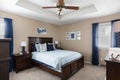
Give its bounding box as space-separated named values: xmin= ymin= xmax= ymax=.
xmin=99 ymin=21 xmax=110 ymax=24
xmin=98 ymin=18 xmax=120 ymax=24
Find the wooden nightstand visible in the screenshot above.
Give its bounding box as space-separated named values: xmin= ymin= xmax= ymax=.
xmin=56 ymin=47 xmax=63 ymax=50
xmin=13 ymin=53 xmax=32 ymax=73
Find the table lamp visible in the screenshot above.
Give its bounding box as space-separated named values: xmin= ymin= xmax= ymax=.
xmin=20 ymin=41 xmax=27 ymax=55
xmin=55 ymin=41 xmax=59 ymax=48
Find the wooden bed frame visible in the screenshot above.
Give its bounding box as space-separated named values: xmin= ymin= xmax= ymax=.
xmin=28 ymin=37 xmax=84 ymax=80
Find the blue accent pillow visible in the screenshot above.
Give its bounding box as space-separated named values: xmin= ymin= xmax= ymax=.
xmin=47 ymin=44 xmax=54 ymax=51
xmin=31 ymin=44 xmax=36 ymax=52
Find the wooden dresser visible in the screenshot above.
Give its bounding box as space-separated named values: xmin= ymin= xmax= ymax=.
xmin=0 ymin=38 xmax=11 ymax=80
xmin=105 ymin=54 xmax=120 ymax=80
xmin=13 ymin=53 xmax=32 ymax=73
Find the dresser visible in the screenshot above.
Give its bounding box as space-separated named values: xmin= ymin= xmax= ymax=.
xmin=13 ymin=53 xmax=32 ymax=73
xmin=0 ymin=38 xmax=11 ymax=80
xmin=105 ymin=54 xmax=120 ymax=80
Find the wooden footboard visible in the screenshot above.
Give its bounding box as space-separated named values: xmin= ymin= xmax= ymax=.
xmin=61 ymin=56 xmax=84 ymax=80
xmin=32 ymin=56 xmax=84 ymax=80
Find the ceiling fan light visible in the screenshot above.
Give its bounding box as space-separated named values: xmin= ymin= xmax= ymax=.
xmin=57 ymin=10 xmax=59 ymax=14
xmin=57 ymin=8 xmax=64 ymax=16
xmin=60 ymin=11 xmax=64 ymax=15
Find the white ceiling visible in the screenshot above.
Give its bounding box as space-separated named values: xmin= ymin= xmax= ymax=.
xmin=0 ymin=0 xmax=120 ymax=25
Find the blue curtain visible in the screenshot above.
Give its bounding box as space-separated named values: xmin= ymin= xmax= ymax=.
xmin=4 ymin=18 xmax=13 ymax=72
xmin=111 ymin=19 xmax=120 ymax=47
xmin=92 ymin=23 xmax=99 ymax=65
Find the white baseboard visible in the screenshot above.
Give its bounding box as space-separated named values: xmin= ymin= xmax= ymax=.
xmin=84 ymin=61 xmax=106 ymax=67
xmin=84 ymin=61 xmax=91 ymax=64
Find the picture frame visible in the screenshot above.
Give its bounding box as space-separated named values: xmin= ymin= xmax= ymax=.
xmin=66 ymin=36 xmax=69 ymax=40
xmin=76 ymin=31 xmax=81 ymax=40
xmin=66 ymin=32 xmax=69 ymax=36
xmin=70 ymin=32 xmax=76 ymax=40
xmin=76 ymin=31 xmax=81 ymax=36
xmin=66 ymin=32 xmax=69 ymax=40
xmin=77 ymin=36 xmax=81 ymax=40
xmin=37 ymin=27 xmax=47 ymax=34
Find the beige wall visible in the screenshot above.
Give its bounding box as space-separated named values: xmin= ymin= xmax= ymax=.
xmin=0 ymin=11 xmax=59 ymax=54
xmin=0 ymin=10 xmax=120 ymax=65
xmin=58 ymin=13 xmax=120 ymax=65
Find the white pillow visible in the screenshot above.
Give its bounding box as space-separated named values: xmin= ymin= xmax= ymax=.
xmin=35 ymin=43 xmax=40 ymax=52
xmin=40 ymin=43 xmax=47 ymax=52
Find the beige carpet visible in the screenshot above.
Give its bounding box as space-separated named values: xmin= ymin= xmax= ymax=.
xmin=10 ymin=64 xmax=106 ymax=80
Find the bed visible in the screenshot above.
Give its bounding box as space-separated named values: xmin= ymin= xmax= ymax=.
xmin=28 ymin=37 xmax=84 ymax=80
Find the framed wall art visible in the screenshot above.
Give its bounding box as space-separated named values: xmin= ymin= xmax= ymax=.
xmin=37 ymin=27 xmax=47 ymax=34
xmin=76 ymin=31 xmax=81 ymax=40
xmin=76 ymin=31 xmax=81 ymax=36
xmin=66 ymin=32 xmax=69 ymax=40
xmin=70 ymin=32 xmax=76 ymax=40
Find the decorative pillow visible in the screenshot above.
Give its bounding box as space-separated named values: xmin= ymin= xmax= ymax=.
xmin=35 ymin=43 xmax=40 ymax=52
xmin=31 ymin=44 xmax=36 ymax=52
xmin=47 ymin=44 xmax=55 ymax=51
xmin=40 ymin=43 xmax=47 ymax=52
xmin=48 ymin=43 xmax=56 ymax=50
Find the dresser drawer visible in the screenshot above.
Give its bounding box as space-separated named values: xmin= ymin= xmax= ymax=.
xmin=15 ymin=63 xmax=31 ymax=72
xmin=15 ymin=56 xmax=30 ymax=63
xmin=15 ymin=60 xmax=31 ymax=67
xmin=0 ymin=60 xmax=9 ymax=80
xmin=0 ymin=42 xmax=9 ymax=58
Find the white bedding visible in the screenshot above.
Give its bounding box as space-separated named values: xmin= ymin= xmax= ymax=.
xmin=32 ymin=50 xmax=82 ymax=72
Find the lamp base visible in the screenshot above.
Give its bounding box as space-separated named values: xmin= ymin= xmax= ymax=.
xmin=21 ymin=51 xmax=27 ymax=55
xmin=55 ymin=44 xmax=58 ymax=49
xmin=21 ymin=46 xmax=26 ymax=55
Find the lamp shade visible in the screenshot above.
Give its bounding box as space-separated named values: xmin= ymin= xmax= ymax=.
xmin=20 ymin=42 xmax=26 ymax=46
xmin=55 ymin=41 xmax=58 ymax=44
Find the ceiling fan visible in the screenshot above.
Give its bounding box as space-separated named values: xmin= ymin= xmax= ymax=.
xmin=42 ymin=0 xmax=79 ymax=16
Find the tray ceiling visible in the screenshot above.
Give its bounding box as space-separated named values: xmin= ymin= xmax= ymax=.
xmin=0 ymin=0 xmax=120 ymax=25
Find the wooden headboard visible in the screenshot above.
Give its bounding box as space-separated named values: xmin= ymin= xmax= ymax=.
xmin=28 ymin=37 xmax=53 ymax=52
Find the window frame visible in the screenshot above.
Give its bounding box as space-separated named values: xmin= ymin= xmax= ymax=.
xmin=0 ymin=18 xmax=5 ymax=38
xmin=97 ymin=22 xmax=112 ymax=49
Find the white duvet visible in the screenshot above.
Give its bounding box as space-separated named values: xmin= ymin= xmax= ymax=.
xmin=32 ymin=50 xmax=81 ymax=72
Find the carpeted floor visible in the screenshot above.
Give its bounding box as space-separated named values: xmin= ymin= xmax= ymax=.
xmin=10 ymin=64 xmax=106 ymax=80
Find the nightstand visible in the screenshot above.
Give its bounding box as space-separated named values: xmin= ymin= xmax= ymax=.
xmin=13 ymin=53 xmax=32 ymax=73
xmin=56 ymin=47 xmax=63 ymax=50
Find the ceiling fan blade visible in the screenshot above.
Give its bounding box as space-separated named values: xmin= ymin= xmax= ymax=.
xmin=58 ymin=0 xmax=64 ymax=6
xmin=64 ymin=6 xmax=79 ymax=10
xmin=42 ymin=6 xmax=57 ymax=9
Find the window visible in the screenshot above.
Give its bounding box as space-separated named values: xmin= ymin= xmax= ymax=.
xmin=0 ymin=19 xmax=5 ymax=38
xmin=98 ymin=22 xmax=112 ymax=49
xmin=113 ymin=21 xmax=120 ymax=47
xmin=116 ymin=32 xmax=120 ymax=47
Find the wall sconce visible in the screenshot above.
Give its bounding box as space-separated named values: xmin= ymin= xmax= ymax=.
xmin=20 ymin=41 xmax=27 ymax=55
